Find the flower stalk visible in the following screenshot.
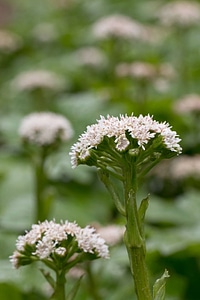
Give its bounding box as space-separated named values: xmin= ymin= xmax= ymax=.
xmin=50 ymin=270 xmax=66 ymax=300
xmin=18 ymin=112 xmax=74 ymax=222
xmin=34 ymin=147 xmax=48 ymax=222
xmin=102 ymin=163 xmax=152 ymax=300
xmin=123 ymin=166 xmax=152 ymax=300
xmin=70 ymin=113 xmax=182 ymax=300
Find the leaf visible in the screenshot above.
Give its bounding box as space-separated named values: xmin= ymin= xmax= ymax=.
xmin=0 ymin=282 xmax=22 ymax=300
xmin=67 ymin=275 xmax=83 ymax=300
xmin=138 ymin=195 xmax=149 ymax=223
xmin=39 ymin=268 xmax=56 ymax=289
xmin=153 ymin=269 xmax=170 ymax=300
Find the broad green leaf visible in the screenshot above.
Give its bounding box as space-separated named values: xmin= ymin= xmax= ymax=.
xmin=0 ymin=283 xmax=22 ymax=300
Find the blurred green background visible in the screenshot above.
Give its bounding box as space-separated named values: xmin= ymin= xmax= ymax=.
xmin=0 ymin=0 xmax=200 ymax=299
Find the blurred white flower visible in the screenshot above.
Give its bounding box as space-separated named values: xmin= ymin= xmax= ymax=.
xmin=153 ymin=78 xmax=170 ymax=93
xmin=159 ymin=63 xmax=176 ymax=79
xmin=157 ymin=1 xmax=200 ymax=27
xmin=174 ymin=94 xmax=200 ymax=114
xmin=94 ymin=224 xmax=125 ymax=246
xmin=153 ymin=155 xmax=200 ymax=181
xmin=32 ymin=23 xmax=58 ymax=43
xmin=19 ymin=112 xmax=74 ymax=146
xmin=116 ymin=62 xmax=176 ymax=81
xmin=12 ymin=70 xmax=65 ymax=92
xmin=74 ymin=47 xmax=106 ymax=67
xmin=153 ymin=64 xmax=176 ymax=93
xmin=0 ymin=29 xmax=22 ymax=53
xmin=116 ymin=62 xmax=156 ymax=80
xmin=92 ymin=14 xmax=148 ymax=40
xmin=171 ymin=155 xmax=200 ymax=180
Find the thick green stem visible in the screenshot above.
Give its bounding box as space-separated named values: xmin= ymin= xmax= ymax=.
xmin=123 ymin=165 xmax=152 ymax=300
xmin=125 ymin=244 xmax=152 ymax=300
xmin=50 ymin=270 xmax=66 ymax=300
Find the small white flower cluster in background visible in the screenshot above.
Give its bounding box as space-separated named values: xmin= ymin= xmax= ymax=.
xmin=19 ymin=112 xmax=74 ymax=146
xmin=152 ymin=155 xmax=200 ymax=181
xmin=94 ymin=224 xmax=125 ymax=246
xmin=10 ymin=220 xmax=109 ymax=269
xmin=116 ymin=62 xmax=156 ymax=80
xmin=32 ymin=23 xmax=58 ymax=43
xmin=116 ymin=62 xmax=176 ymax=81
xmin=174 ymin=94 xmax=200 ymax=114
xmin=70 ymin=114 xmax=182 ymax=168
xmin=92 ymin=14 xmax=148 ymax=41
xmin=116 ymin=62 xmax=176 ymax=93
xmin=74 ymin=47 xmax=106 ymax=67
xmin=12 ymin=69 xmax=65 ymax=92
xmin=170 ymin=155 xmax=200 ymax=180
xmin=0 ymin=29 xmax=22 ymax=53
xmin=157 ymin=1 xmax=200 ymax=27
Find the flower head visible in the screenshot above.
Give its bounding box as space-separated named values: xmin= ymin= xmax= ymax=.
xmin=153 ymin=155 xmax=200 ymax=181
xmin=10 ymin=220 xmax=109 ymax=269
xmin=12 ymin=70 xmax=65 ymax=92
xmin=19 ymin=112 xmax=74 ymax=146
xmin=70 ymin=114 xmax=182 ymax=175
xmin=174 ymin=94 xmax=200 ymax=114
xmin=157 ymin=1 xmax=200 ymax=27
xmin=116 ymin=62 xmax=157 ymax=80
xmin=74 ymin=47 xmax=106 ymax=67
xmin=32 ymin=23 xmax=58 ymax=43
xmin=94 ymin=224 xmax=125 ymax=246
xmin=116 ymin=62 xmax=176 ymax=81
xmin=0 ymin=30 xmax=22 ymax=53
xmin=92 ymin=14 xmax=147 ymax=40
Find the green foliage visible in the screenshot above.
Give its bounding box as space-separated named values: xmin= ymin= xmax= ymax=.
xmin=1 ymin=0 xmax=200 ymax=299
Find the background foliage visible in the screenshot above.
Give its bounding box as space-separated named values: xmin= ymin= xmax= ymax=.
xmin=0 ymin=0 xmax=200 ymax=299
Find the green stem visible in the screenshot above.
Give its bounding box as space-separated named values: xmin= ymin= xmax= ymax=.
xmin=125 ymin=244 xmax=152 ymax=300
xmin=85 ymin=262 xmax=102 ymax=300
xmin=34 ymin=148 xmax=47 ymax=222
xmin=50 ymin=270 xmax=66 ymax=300
xmin=123 ymin=164 xmax=152 ymax=300
xmin=135 ymin=80 xmax=149 ymax=115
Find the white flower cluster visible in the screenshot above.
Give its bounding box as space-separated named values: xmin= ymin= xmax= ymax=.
xmin=0 ymin=30 xmax=22 ymax=53
xmin=10 ymin=220 xmax=109 ymax=269
xmin=70 ymin=114 xmax=182 ymax=168
xmin=74 ymin=47 xmax=106 ymax=67
xmin=32 ymin=23 xmax=58 ymax=43
xmin=92 ymin=14 xmax=147 ymax=40
xmin=116 ymin=62 xmax=157 ymax=80
xmin=153 ymin=155 xmax=200 ymax=181
xmin=95 ymin=224 xmax=125 ymax=246
xmin=157 ymin=1 xmax=200 ymax=27
xmin=116 ymin=62 xmax=176 ymax=81
xmin=12 ymin=69 xmax=65 ymax=92
xmin=19 ymin=112 xmax=74 ymax=146
xmin=174 ymin=94 xmax=200 ymax=114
